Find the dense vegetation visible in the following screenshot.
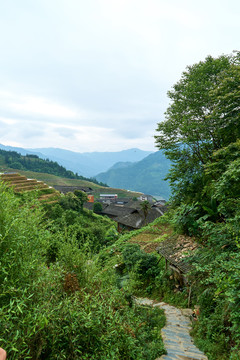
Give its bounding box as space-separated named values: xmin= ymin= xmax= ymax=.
xmin=0 ymin=149 xmax=107 ymax=187
xmin=155 ymin=51 xmax=240 ymax=359
xmin=0 ymin=186 xmax=166 ymax=359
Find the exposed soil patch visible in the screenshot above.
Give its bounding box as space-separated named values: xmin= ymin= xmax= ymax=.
xmin=129 ymin=224 xmax=174 ymax=253
xmin=130 ymin=232 xmax=161 ymax=243
xmin=136 ymin=241 xmax=161 ymax=253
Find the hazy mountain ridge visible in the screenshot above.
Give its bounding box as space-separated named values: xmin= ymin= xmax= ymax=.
xmin=109 ymin=161 xmax=135 ymax=170
xmin=0 ymin=144 xmax=45 ymax=158
xmin=95 ymin=151 xmax=171 ymax=200
xmin=0 ymin=144 xmax=152 ymax=178
xmin=0 ymin=144 xmax=170 ymax=198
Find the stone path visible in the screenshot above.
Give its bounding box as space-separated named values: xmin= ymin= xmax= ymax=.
xmin=134 ymin=298 xmax=208 ymax=360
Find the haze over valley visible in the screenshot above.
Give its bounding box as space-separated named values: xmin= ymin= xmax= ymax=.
xmin=0 ymin=143 xmax=170 ymax=199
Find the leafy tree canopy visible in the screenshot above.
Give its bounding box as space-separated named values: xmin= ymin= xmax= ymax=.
xmin=154 ymin=52 xmax=240 ymax=357
xmin=93 ymin=201 xmax=103 ymax=213
xmin=155 ymin=51 xmax=240 ymax=203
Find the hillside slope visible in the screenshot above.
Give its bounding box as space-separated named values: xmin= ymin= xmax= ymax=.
xmin=0 ymin=148 xmax=106 ymax=186
xmin=95 ymin=151 xmax=171 ymax=200
xmin=1 ymin=169 xmax=142 ymax=199
xmin=0 ymin=144 xmax=152 ymax=177
xmin=29 ymin=147 xmax=153 ymax=177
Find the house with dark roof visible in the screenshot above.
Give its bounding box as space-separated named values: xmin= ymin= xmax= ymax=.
xmin=156 ymin=237 xmax=198 ymax=288
xmin=152 ymin=202 xmax=169 ymax=214
xmin=115 ymin=207 xmax=164 ymax=232
xmin=85 ymin=199 xmax=167 ymax=231
xmin=101 ymin=204 xmax=135 ymax=220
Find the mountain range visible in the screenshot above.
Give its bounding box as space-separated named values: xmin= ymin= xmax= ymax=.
xmin=0 ymin=144 xmax=171 ymax=199
xmin=95 ymin=151 xmax=171 ymax=199
xmin=0 ymin=144 xmax=152 ymax=178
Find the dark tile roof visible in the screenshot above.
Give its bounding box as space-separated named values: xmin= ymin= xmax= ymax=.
xmin=101 ymin=204 xmax=135 ymax=217
xmin=116 ymin=207 xmax=163 ymax=229
xmin=152 ymin=204 xmax=168 ymax=214
xmin=115 ymin=212 xmax=143 ymax=229
xmin=125 ymin=200 xmax=142 ymax=210
xmin=156 ymin=237 xmax=198 ymax=273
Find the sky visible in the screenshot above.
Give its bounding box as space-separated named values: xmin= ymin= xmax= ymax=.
xmin=0 ymin=0 xmax=239 ymax=153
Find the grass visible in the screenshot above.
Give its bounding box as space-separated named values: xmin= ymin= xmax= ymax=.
xmin=127 ymin=223 xmax=174 ymax=253
xmin=0 ymin=171 xmax=61 ymax=204
xmin=1 ymin=168 xmax=142 ymax=199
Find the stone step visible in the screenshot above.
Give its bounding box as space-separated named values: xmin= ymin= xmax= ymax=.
xmin=134 ymin=298 xmax=208 ymax=360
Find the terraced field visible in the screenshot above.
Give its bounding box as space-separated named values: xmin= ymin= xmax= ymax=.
xmin=0 ymin=172 xmax=60 ymax=204
xmin=1 ymin=169 xmax=142 ymax=199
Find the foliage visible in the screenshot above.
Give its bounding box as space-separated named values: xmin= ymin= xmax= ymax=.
xmin=154 ymin=51 xmax=240 ymax=359
xmin=0 ymin=148 xmax=106 ymax=186
xmin=203 ymin=140 xmax=240 ymax=220
xmin=140 ymin=200 xmax=151 ymax=225
xmin=170 ymin=203 xmax=202 ymax=236
xmin=45 ymin=196 xmax=117 ymax=254
xmin=58 ymin=190 xmax=88 ymax=213
xmin=120 ymin=244 xmax=161 ymax=295
xmin=73 ymin=190 xmax=88 ymax=211
xmin=104 ymin=226 xmax=119 ymax=245
xmin=93 ymin=201 xmax=103 ymax=213
xmin=155 ymin=51 xmax=240 ymax=204
xmin=0 ymin=184 xmax=166 ymax=359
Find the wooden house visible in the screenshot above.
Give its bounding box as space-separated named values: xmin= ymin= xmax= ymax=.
xmin=156 ymin=237 xmax=198 ymax=287
xmin=115 ymin=207 xmax=164 ymax=232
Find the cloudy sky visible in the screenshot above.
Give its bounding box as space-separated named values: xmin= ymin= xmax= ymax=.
xmin=0 ymin=0 xmax=239 ymax=152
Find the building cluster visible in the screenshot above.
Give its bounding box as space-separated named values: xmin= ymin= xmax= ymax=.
xmin=84 ymin=192 xmax=168 ymax=232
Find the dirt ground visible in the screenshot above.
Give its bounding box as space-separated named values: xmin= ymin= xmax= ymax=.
xmin=129 ymin=224 xmax=173 ymax=253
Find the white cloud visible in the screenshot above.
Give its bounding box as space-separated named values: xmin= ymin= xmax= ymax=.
xmin=0 ymin=116 xmax=18 ymax=125
xmin=0 ymin=91 xmax=78 ymax=119
xmin=0 ymin=0 xmax=239 ymax=152
xmin=12 ymin=97 xmax=77 ymax=118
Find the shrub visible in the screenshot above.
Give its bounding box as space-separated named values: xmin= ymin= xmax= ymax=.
xmin=0 ymin=184 xmax=166 ymax=359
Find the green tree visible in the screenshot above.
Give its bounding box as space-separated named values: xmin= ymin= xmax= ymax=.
xmin=59 ymin=192 xmax=82 ymax=211
xmin=153 ymin=51 xmax=240 ymax=359
xmin=93 ymin=201 xmax=103 ymax=213
xmin=155 ymin=52 xmax=240 ymax=203
xmin=140 ymin=200 xmax=151 ymax=225
xmin=59 ymin=191 xmax=88 ymax=212
xmin=203 ymin=140 xmax=240 ymax=219
xmin=74 ymin=190 xmax=88 ymax=211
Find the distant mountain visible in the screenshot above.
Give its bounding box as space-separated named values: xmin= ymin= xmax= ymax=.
xmin=29 ymin=147 xmax=153 ymax=177
xmin=0 ymin=147 xmax=106 ymax=186
xmin=95 ymin=151 xmax=171 ymax=200
xmin=110 ymin=161 xmax=134 ymax=170
xmin=0 ymin=144 xmax=44 ymax=158
xmin=0 ymin=144 xmax=152 ymax=178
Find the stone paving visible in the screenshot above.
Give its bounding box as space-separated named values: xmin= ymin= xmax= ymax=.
xmin=134 ymin=298 xmax=208 ymax=360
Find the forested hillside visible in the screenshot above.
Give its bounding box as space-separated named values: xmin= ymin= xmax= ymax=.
xmin=96 ymin=150 xmax=171 ymax=200
xmin=154 ymin=51 xmax=240 ymax=359
xmin=0 ymin=144 xmax=152 ymax=178
xmin=0 ymin=149 xmax=107 ymax=187
xmin=28 ymin=147 xmax=153 ymax=177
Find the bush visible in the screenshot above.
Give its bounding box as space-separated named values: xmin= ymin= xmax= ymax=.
xmin=121 ymin=243 xmax=161 ymax=295
xmin=0 ymin=184 xmax=166 ymax=359
xmin=93 ymin=201 xmax=103 ymax=213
